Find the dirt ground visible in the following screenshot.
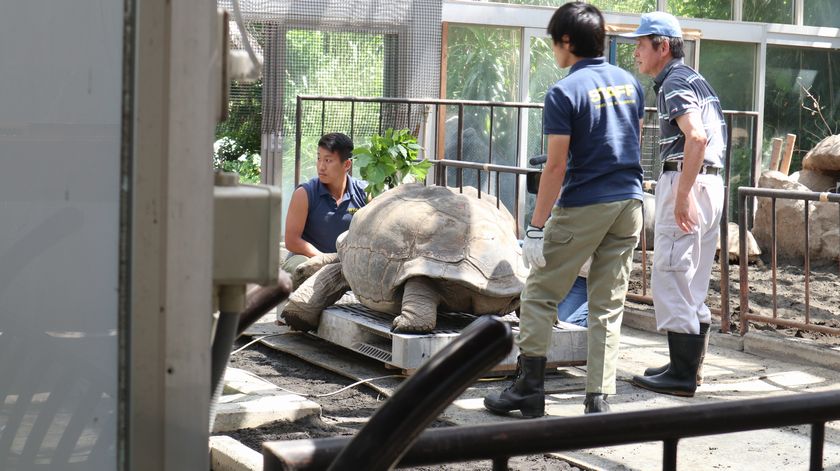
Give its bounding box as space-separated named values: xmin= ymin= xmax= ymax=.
xmin=629 ymin=251 xmax=840 ymax=345
xmin=221 ymin=341 xmax=580 ymax=470
xmin=218 ymin=254 xmax=838 ymax=469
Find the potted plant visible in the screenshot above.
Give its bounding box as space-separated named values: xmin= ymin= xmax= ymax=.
xmin=352 ymin=128 xmax=433 ymax=199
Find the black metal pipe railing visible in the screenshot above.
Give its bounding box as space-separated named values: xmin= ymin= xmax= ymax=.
xmin=237 ymin=273 xmax=293 ymax=337
xmin=738 ymin=186 xmax=840 ymax=336
xmin=265 ymin=315 xmax=512 ymax=471
xmin=264 ymin=389 xmax=840 ymax=471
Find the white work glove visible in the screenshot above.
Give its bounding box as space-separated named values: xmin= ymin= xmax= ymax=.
xmin=522 ymin=225 xmax=546 ymax=269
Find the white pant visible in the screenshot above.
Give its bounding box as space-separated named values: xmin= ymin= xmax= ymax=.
xmin=651 ymin=171 xmax=724 ymax=334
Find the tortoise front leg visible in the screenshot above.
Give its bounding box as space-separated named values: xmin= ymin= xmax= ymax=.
xmin=283 ymin=263 xmax=349 ymax=331
xmin=292 ymin=252 xmax=340 ymax=289
xmin=393 ymin=277 xmax=439 ymax=334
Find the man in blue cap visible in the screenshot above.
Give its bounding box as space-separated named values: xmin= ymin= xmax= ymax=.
xmin=623 ymin=12 xmax=727 ymax=397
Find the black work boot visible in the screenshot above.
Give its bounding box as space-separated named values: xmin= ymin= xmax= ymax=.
xmin=643 ymin=323 xmax=710 ymax=385
xmin=583 ymin=393 xmax=610 ymax=414
xmin=484 ymin=355 xmax=546 ymax=418
xmin=632 ymin=331 xmax=705 ymax=397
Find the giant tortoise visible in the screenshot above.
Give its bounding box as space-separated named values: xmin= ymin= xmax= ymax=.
xmin=282 ymin=183 xmax=527 ymax=333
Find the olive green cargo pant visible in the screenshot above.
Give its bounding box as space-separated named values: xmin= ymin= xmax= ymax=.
xmin=517 ymin=199 xmax=642 ymax=394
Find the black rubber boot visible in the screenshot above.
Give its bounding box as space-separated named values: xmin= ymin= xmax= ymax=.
xmin=484 ymin=355 xmax=546 ymax=418
xmin=583 ymin=393 xmax=610 ymax=414
xmin=643 ymin=323 xmax=710 ymax=385
xmin=632 ymin=331 xmax=705 ymax=397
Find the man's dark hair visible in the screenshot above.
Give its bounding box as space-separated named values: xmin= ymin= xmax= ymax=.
xmin=650 ymin=35 xmax=685 ymax=59
xmin=546 ymin=2 xmax=605 ymax=58
xmin=318 ymin=132 xmax=354 ymax=161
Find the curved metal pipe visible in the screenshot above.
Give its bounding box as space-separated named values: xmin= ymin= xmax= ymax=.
xmin=323 ymin=315 xmax=512 ymax=471
xmin=238 ymin=272 xmax=293 ymax=337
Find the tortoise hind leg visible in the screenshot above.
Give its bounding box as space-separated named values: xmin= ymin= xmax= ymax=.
xmin=393 ymin=277 xmax=439 ymax=334
xmin=283 ymin=263 xmax=349 ymax=331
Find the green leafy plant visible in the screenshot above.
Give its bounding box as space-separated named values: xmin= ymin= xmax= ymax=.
xmin=352 ymin=128 xmax=432 ymax=198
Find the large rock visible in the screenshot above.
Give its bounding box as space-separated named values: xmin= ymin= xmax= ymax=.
xmin=792 ymin=169 xmax=839 ymax=192
xmin=717 ymin=222 xmax=761 ymax=264
xmin=636 ymin=192 xmax=656 ymax=250
xmin=802 ymin=134 xmax=840 ymax=173
xmin=752 ymin=170 xmax=839 ymax=262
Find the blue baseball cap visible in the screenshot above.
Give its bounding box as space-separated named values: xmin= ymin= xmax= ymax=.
xmin=622 ymin=12 xmax=683 ymax=38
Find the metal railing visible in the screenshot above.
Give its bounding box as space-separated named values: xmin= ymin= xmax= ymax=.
xmin=265 ymin=392 xmax=839 ymax=471
xmin=293 ymin=95 xmax=544 ymax=187
xmin=629 ymin=110 xmax=760 ymax=335
xmin=738 ymin=186 xmax=840 ymax=336
xmin=292 ymin=96 xmax=761 ymax=333
xmin=431 ymin=159 xmax=530 ymax=238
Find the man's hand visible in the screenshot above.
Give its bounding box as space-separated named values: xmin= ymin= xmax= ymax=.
xmin=522 ymin=225 xmax=546 ymax=269
xmin=673 ymin=184 xmax=699 ymax=233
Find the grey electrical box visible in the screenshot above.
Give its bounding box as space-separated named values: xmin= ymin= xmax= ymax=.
xmin=213 ymin=182 xmax=282 ymax=285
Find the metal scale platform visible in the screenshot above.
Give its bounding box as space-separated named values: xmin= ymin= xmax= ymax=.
xmin=312 ymin=303 xmax=587 ymax=374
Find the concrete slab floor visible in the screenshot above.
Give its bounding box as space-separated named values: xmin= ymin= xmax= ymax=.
xmin=441 ymin=325 xmax=840 ymax=470
xmin=212 ymin=367 xmax=321 ymax=433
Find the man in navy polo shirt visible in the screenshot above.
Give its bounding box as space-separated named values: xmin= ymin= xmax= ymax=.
xmin=624 ymin=12 xmax=726 ymax=397
xmin=283 ymin=132 xmax=367 ymax=288
xmin=484 ymin=2 xmax=644 ymax=417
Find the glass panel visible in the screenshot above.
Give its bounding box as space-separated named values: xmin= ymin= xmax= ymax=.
xmin=615 ymin=40 xmax=657 ymax=108
xmin=0 ymin=1 xmax=121 ymax=469
xmin=668 ymin=0 xmax=732 ymax=20
xmin=528 ymin=36 xmax=566 ymax=155
xmin=804 ymin=0 xmax=840 ymax=27
xmin=488 ymin=0 xmax=656 ymax=14
xmin=446 ymin=25 xmax=521 ymax=102
xmin=743 ymin=0 xmax=794 ymax=24
xmin=524 ymin=36 xmax=566 ymax=224
xmin=444 ymin=24 xmax=522 ymax=211
xmin=763 ymin=46 xmax=840 ymax=173
xmin=725 ymin=113 xmax=759 ymax=221
xmin=699 ymin=41 xmax=756 ymax=111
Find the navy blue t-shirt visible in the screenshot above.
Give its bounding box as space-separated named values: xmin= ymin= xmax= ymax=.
xmin=543 ymin=57 xmax=645 ymax=207
xmin=299 ymin=175 xmax=367 ymax=253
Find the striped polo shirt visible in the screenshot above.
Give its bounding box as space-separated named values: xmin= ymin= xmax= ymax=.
xmin=654 ymin=58 xmax=727 ymax=169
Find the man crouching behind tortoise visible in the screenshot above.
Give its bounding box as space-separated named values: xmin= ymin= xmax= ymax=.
xmin=484 ymin=2 xmax=644 ymax=417
xmin=283 ymin=132 xmax=367 ymax=289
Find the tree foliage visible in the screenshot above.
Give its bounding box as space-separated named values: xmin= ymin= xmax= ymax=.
xmin=764 ymin=46 xmax=840 ymax=171
xmin=668 ymin=0 xmax=732 ymax=19
xmin=489 ymin=0 xmax=655 ymax=13
xmin=743 ymin=0 xmax=793 ymax=23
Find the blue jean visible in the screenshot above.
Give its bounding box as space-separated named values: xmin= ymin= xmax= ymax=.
xmin=557 ymin=276 xmax=588 ymax=327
